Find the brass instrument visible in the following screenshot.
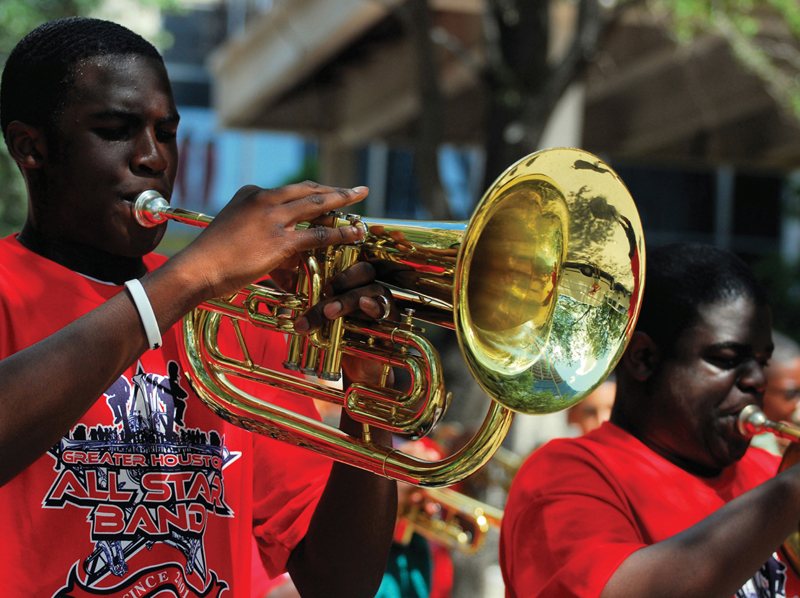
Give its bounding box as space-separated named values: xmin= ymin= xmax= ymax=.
xmin=740 ymin=405 xmax=800 ymax=574
xmin=133 ymin=147 xmax=645 ymax=487
xmin=397 ymin=487 xmax=503 ymax=555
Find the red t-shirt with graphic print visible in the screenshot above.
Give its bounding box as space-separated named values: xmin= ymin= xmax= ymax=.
xmin=0 ymin=234 xmax=331 ymax=597
xmin=500 ymin=421 xmax=800 ymax=598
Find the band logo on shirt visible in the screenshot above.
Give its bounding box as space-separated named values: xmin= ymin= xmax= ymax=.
xmin=737 ymin=554 xmax=787 ymax=598
xmin=44 ymin=361 xmax=239 ymax=597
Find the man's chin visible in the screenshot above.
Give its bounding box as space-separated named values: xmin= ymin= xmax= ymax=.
xmin=123 ymin=226 xmax=167 ymax=257
xmin=719 ymin=437 xmax=751 ymax=466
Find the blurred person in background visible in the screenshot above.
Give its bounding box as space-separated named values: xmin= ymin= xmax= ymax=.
xmin=567 ymin=373 xmax=616 ymax=437
xmin=751 ymin=331 xmax=800 ymax=456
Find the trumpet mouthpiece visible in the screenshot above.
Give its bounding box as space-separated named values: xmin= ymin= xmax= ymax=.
xmin=737 ymin=404 xmax=768 ymax=437
xmin=133 ymin=190 xmax=169 ymax=228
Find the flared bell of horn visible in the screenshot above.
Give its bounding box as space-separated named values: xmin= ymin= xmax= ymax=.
xmin=362 ymin=147 xmax=644 ymax=414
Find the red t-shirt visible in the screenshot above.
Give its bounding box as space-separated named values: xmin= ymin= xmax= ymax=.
xmin=0 ymin=235 xmax=331 ymax=597
xmin=500 ymin=421 xmax=798 ymax=598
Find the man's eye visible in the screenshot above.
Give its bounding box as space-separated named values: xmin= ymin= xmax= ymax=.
xmin=94 ymin=127 xmax=129 ymax=141
xmin=156 ymin=129 xmax=177 ymax=143
xmin=708 ymin=356 xmax=739 ymax=369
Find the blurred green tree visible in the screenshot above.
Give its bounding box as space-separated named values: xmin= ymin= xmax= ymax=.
xmin=649 ymin=0 xmax=800 ymax=120
xmin=653 ymin=0 xmax=800 ymax=338
xmin=480 ymin=0 xmax=800 ymax=187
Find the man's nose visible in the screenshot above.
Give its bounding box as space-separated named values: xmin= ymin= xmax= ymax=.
xmin=739 ymin=360 xmax=767 ymax=395
xmin=131 ymin=130 xmax=168 ymax=175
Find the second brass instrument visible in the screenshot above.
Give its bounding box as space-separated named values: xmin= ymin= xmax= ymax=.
xmin=133 ymin=148 xmax=645 ymax=487
xmin=397 ymin=487 xmax=503 ymax=555
xmin=740 ymin=404 xmax=800 ymax=575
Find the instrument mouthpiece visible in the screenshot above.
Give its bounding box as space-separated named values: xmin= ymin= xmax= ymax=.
xmin=737 ymin=404 xmax=768 ymax=437
xmin=133 ymin=190 xmax=169 ymax=228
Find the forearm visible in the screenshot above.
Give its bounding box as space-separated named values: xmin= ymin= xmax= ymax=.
xmin=0 ymin=261 xmax=206 ymax=487
xmin=287 ymin=413 xmax=397 ymax=598
xmin=0 ymin=182 xmax=369 ymax=487
xmin=602 ymin=466 xmax=800 ymax=598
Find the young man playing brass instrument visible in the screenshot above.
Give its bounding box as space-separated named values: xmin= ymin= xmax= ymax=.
xmin=501 ymin=243 xmax=800 ymax=598
xmin=0 ymin=17 xmax=397 ymax=597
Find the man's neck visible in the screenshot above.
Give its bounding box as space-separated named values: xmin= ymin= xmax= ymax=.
xmin=610 ymin=409 xmax=726 ymax=479
xmin=17 ymin=225 xmax=147 ymax=285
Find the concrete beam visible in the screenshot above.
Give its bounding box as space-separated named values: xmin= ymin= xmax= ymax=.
xmin=333 ymin=34 xmax=480 ymax=146
xmin=210 ymin=0 xmax=401 ymax=127
xmin=209 ymin=0 xmax=485 ymax=128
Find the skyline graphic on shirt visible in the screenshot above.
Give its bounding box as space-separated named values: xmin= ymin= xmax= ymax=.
xmin=43 ymin=360 xmax=240 ymax=597
xmin=737 ymin=555 xmax=787 ymax=598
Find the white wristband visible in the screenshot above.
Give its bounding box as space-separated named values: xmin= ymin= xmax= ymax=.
xmin=124 ymin=279 xmax=162 ymax=350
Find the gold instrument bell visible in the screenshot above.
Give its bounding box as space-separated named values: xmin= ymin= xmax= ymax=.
xmin=133 ymin=147 xmax=645 ymax=487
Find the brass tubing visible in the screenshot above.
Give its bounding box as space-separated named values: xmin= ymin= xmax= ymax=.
xmin=300 ymin=253 xmax=325 ymax=376
xmin=320 ymin=246 xmax=359 ymax=381
xmin=199 ymin=307 xmax=446 ymax=437
xmin=186 ymin=301 xmax=513 ymax=487
xmin=283 ymin=268 xmax=309 ymax=370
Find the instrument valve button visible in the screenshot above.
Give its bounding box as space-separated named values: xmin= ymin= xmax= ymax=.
xmin=319 ymin=370 xmax=343 ymax=382
xmin=398 ymin=308 xmax=423 ymax=334
xmin=275 ymin=314 xmax=295 ymax=332
xmin=343 ymin=215 xmax=366 ymax=245
xmin=282 ymin=297 xmax=304 ymax=310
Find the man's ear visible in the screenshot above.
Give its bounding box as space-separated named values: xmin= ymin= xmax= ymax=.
xmin=5 ymin=121 xmax=46 ymax=169
xmin=622 ymin=332 xmax=660 ymax=382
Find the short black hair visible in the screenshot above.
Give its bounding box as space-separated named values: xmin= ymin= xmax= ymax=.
xmin=635 ymin=243 xmax=769 ymax=354
xmin=0 ymin=17 xmax=164 ymax=138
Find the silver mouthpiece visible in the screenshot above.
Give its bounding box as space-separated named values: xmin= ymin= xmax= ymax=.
xmin=133 ymin=190 xmax=169 ymax=228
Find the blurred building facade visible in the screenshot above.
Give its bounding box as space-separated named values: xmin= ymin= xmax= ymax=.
xmin=208 ymin=0 xmax=799 ymax=261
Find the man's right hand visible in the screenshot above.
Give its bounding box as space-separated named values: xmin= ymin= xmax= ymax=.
xmin=166 ymin=181 xmax=369 ymax=303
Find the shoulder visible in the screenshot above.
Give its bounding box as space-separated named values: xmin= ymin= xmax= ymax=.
xmin=737 ymin=445 xmax=781 ymax=477
xmin=510 ymin=424 xmax=636 ymax=501
xmin=144 ymin=252 xmax=169 ymax=271
xmin=0 ymin=235 xmax=34 ymax=277
xmin=0 ymin=235 xmax=45 ymax=297
xmin=520 ymin=423 xmax=638 ymax=472
xmin=0 ymin=237 xmax=20 ymax=304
